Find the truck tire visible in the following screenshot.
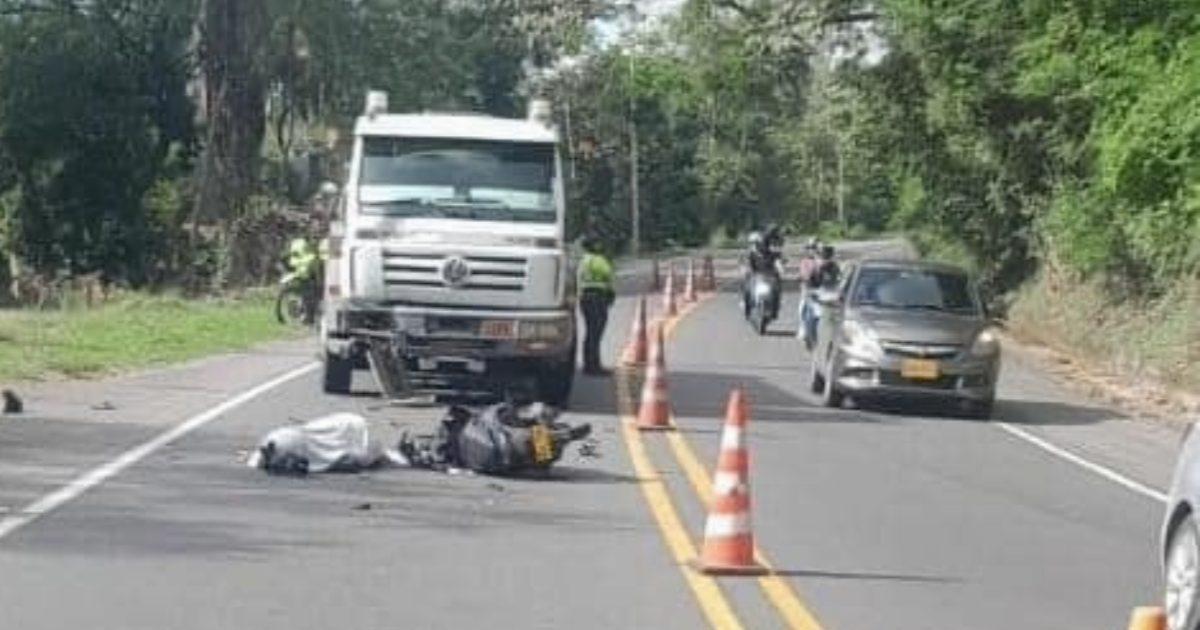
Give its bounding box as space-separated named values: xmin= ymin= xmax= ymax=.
xmin=323 ymin=351 xmax=353 ymax=395
xmin=538 ymin=350 xmax=576 ymax=408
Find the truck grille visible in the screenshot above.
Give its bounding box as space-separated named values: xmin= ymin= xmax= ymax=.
xmin=381 ymin=249 xmax=528 ymax=292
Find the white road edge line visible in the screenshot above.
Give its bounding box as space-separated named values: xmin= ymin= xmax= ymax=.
xmin=994 ymin=421 xmax=1169 ymax=504
xmin=0 ymin=361 xmax=321 ymax=542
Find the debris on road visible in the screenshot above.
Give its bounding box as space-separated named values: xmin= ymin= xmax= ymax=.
xmin=3 ymin=389 xmax=23 ymax=414
xmin=91 ymin=401 xmax=117 ymax=411
xmin=578 ymin=439 xmax=602 ymax=459
xmin=398 ymin=402 xmax=591 ymax=477
xmin=352 ymin=502 xmax=373 ymax=511
xmin=249 ymin=412 xmax=392 ymax=475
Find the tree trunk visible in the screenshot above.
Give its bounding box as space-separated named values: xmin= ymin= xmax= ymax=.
xmin=192 ymin=0 xmax=269 ymax=286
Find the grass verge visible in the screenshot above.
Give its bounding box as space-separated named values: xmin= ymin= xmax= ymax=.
xmin=0 ymin=290 xmax=305 ymax=382
xmin=1008 ymin=273 xmax=1200 ymax=394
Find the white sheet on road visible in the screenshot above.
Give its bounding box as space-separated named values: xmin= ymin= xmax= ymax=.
xmin=249 ymin=412 xmax=385 ymax=473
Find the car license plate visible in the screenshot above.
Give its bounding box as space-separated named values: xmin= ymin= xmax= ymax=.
xmin=479 ymin=319 xmax=516 ymax=339
xmin=901 ymin=359 xmax=941 ymax=381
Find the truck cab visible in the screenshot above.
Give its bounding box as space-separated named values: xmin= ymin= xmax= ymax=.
xmin=321 ymin=93 xmax=576 ymax=404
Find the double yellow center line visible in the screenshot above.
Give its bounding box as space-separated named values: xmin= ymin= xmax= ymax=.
xmin=616 ymin=297 xmax=824 ymax=629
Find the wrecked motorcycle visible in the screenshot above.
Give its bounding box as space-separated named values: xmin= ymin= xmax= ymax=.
xmin=398 ymin=402 xmax=591 ymax=475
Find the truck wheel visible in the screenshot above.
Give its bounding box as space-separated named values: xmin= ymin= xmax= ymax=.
xmin=538 ymin=358 xmax=575 ymax=408
xmin=323 ymin=351 xmax=353 ymax=395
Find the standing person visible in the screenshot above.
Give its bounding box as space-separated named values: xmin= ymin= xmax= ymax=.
xmin=577 ymin=236 xmax=616 ymax=375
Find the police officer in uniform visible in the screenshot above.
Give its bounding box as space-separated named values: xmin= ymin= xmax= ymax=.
xmin=577 ymin=236 xmax=616 ymax=375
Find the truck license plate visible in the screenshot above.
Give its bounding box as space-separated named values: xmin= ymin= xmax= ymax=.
xmin=901 ymin=359 xmax=941 ymax=381
xmin=480 ymin=319 xmax=516 ymax=339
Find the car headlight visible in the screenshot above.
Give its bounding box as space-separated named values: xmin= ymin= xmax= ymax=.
xmin=970 ymin=328 xmax=1001 ymax=357
xmin=754 ymin=282 xmax=772 ymax=298
xmin=842 ymin=320 xmax=882 ymax=356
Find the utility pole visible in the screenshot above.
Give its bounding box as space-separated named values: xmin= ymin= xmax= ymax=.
xmin=628 ymin=52 xmax=640 ymax=257
xmin=837 ymin=143 xmax=845 ymax=227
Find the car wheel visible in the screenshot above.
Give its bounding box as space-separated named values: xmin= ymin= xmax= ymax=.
xmin=322 ymin=351 xmax=353 ymax=395
xmin=820 ymin=353 xmax=844 ymax=408
xmin=809 ymin=352 xmax=825 ymax=394
xmin=1167 ymin=514 xmax=1200 ymax=630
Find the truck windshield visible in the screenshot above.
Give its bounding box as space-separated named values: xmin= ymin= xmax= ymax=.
xmin=358 ymin=137 xmax=556 ymax=223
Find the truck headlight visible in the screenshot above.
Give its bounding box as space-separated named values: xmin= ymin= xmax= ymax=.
xmin=842 ymin=320 xmax=882 ymax=357
xmin=970 ymin=328 xmax=1001 ymax=357
xmin=520 ymin=320 xmax=568 ymax=342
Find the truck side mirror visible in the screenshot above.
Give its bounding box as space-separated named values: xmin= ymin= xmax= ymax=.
xmin=319 ymin=181 xmax=339 ymax=198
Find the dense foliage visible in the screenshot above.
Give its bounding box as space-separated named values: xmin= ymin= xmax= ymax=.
xmin=1 ymin=0 xmax=1195 ymax=304
xmin=0 ymin=0 xmax=612 ymax=298
xmin=562 ymin=0 xmax=1199 ymax=298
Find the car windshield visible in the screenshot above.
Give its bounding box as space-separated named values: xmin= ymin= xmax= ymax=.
xmin=358 ymin=137 xmax=556 ymax=223
xmin=851 ymin=267 xmax=979 ymax=314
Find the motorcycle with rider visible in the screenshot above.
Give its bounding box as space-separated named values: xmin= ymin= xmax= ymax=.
xmin=798 ymin=242 xmax=840 ymax=350
xmin=741 ymin=225 xmax=785 ymax=335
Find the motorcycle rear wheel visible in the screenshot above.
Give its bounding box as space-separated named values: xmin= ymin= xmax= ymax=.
xmin=276 ymin=289 xmax=307 ymax=325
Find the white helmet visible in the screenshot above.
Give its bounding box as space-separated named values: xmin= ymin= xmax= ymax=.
xmin=748 ymin=231 xmax=763 ymax=248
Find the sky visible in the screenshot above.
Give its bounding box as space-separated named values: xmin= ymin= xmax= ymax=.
xmin=594 ymin=0 xmax=685 ymax=47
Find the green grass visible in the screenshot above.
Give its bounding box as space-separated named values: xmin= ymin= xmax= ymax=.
xmin=0 ymin=290 xmax=305 ymax=381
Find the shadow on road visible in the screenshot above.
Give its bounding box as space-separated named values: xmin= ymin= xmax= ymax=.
xmin=505 ymin=465 xmax=643 ymax=485
xmin=659 ymin=370 xmax=884 ymax=425
xmin=993 ymin=398 xmax=1125 ymax=426
xmin=846 ymin=396 xmax=1122 ymax=426
xmin=769 ymin=568 xmax=962 ymax=584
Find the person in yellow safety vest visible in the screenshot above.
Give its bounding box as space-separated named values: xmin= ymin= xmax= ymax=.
xmin=286 ymin=237 xmax=320 ymax=283
xmin=577 ymin=235 xmax=616 ymax=376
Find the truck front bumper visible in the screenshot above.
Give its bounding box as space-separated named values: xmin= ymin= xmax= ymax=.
xmin=324 ymin=300 xmax=576 ymax=360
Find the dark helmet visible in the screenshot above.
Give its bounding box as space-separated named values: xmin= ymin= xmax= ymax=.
xmin=821 ymin=244 xmax=835 ymax=258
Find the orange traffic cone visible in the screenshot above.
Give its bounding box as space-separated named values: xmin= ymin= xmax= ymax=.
xmin=1127 ymin=607 xmax=1166 ymax=630
xmin=703 ymin=255 xmax=716 ymax=291
xmin=662 ymin=270 xmax=678 ymax=317
xmin=622 ymin=296 xmax=649 ymax=366
xmin=684 ymin=259 xmax=698 ymax=302
xmin=694 ymin=389 xmax=767 ymax=575
xmin=636 ymin=326 xmax=674 ymax=431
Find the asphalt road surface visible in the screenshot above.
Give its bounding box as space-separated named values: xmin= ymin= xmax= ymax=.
xmin=0 ymin=248 xmax=1182 ymax=629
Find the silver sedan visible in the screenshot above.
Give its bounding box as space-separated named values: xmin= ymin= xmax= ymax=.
xmin=809 ymin=259 xmax=1002 ymax=418
xmin=1164 ymin=424 xmax=1200 ymax=630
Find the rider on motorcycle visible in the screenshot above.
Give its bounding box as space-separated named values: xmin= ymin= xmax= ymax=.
xmin=278 ymin=215 xmax=326 ymax=325
xmin=799 ymin=244 xmax=840 ymax=345
xmin=744 ymin=225 xmax=785 ymax=319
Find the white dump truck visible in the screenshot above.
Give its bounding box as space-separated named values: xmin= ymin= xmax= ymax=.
xmin=320 ymin=92 xmax=576 ymax=404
